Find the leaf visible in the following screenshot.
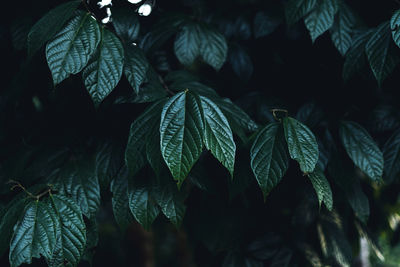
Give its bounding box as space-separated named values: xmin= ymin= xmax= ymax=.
xmin=174 ymin=23 xmax=201 ymax=66
xmin=46 ymin=12 xmax=101 ymax=85
xmin=112 ymin=9 xmax=140 ymax=43
xmin=330 ymin=2 xmax=357 ymax=56
xmin=160 ymin=91 xmax=204 ymax=185
xmin=27 ymin=0 xmax=81 ymax=57
xmin=95 ymin=142 xmax=124 ymax=187
xmin=200 ymin=96 xmax=236 ymax=177
xmin=0 ymin=198 xmax=28 ymax=257
xmin=366 ymin=21 xmax=400 ymax=86
xmin=283 ymin=117 xmax=319 ymax=173
xmin=391 ymin=9 xmax=400 ymax=48
xmin=295 ymin=102 xmax=324 ymax=128
xmin=9 ymin=200 xmax=57 ymax=267
xmin=125 ymin=100 xmax=165 ymax=177
xmin=199 ymin=26 xmax=228 ymax=71
xmin=346 ymin=179 xmax=369 ymax=223
xmin=308 ymin=167 xmax=333 ymax=210
xmin=228 ymin=44 xmax=253 ymax=81
xmin=383 ymin=129 xmax=400 ymax=183
xmin=339 ymin=121 xmax=383 ymax=181
xmin=82 ymin=28 xmax=124 ymax=105
xmin=47 ymin=195 xmax=86 ymax=267
xmin=285 ymin=0 xmax=318 ymax=25
xmin=52 ymin=159 xmax=101 ymax=218
xmin=304 ymin=0 xmax=339 ymax=42
xmin=154 ymin=179 xmax=186 ymax=228
xmin=342 ymin=29 xmax=373 ymax=81
xmin=254 ymin=11 xmax=281 ymax=38
xmin=124 ymin=44 xmax=149 ymax=94
xmin=128 ymin=178 xmax=160 ymax=230
xmin=146 ymin=119 xmax=164 ymax=177
xmin=250 ymin=123 xmax=289 ymax=199
xmin=110 ymin=167 xmax=134 ymax=232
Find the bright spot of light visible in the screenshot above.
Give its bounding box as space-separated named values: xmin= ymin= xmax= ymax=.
xmin=138 ymin=3 xmax=152 ymax=16
xmin=127 ymin=0 xmax=143 ymax=3
xmin=97 ymin=0 xmax=112 ymax=8
xmin=132 ymin=42 xmax=137 ymax=46
xmin=101 ymin=7 xmax=112 ymax=24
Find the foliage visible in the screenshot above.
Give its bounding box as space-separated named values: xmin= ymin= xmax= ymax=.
xmin=2 ymin=0 xmax=400 ymax=266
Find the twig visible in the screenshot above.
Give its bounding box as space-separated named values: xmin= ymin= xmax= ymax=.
xmin=270 ymin=108 xmax=288 ymax=122
xmin=158 ymin=75 xmax=175 ymax=96
xmin=7 ymin=180 xmax=52 ymax=200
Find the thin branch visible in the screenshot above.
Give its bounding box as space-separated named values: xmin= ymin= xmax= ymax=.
xmin=158 ymin=75 xmax=175 ymax=96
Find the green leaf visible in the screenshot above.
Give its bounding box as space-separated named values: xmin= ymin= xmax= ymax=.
xmin=339 ymin=121 xmax=383 ymax=181
xmin=304 ymin=0 xmax=339 ymax=42
xmin=125 ymin=100 xmax=165 ymax=177
xmin=254 ymin=11 xmax=281 ymax=38
xmin=346 ymin=179 xmax=369 ymax=223
xmin=110 ymin=167 xmax=133 ymax=232
xmin=283 ymin=117 xmax=319 ymax=173
xmin=250 ymin=123 xmax=289 ymax=199
xmin=391 ymin=9 xmax=400 ymax=48
xmin=308 ymin=167 xmax=333 ymax=210
xmin=330 ymin=2 xmax=357 ymax=56
xmin=228 ymin=44 xmax=253 ymax=81
xmin=200 ymin=96 xmax=236 ymax=177
xmin=285 ymin=0 xmax=318 ymax=25
xmin=342 ymin=29 xmax=373 ymax=81
xmin=160 ymin=91 xmax=204 ymax=185
xmin=128 ymin=178 xmax=160 ymax=230
xmin=383 ymin=129 xmax=400 ymax=183
xmin=0 ymin=198 xmax=28 ymax=257
xmin=95 ymin=142 xmax=124 ymax=187
xmin=47 ymin=195 xmax=86 ymax=267
xmin=9 ymin=200 xmax=57 ymax=267
xmin=146 ymin=119 xmax=164 ymax=177
xmin=82 ymin=28 xmax=124 ymax=105
xmin=52 ymin=159 xmax=101 ymax=218
xmin=124 ymin=44 xmax=149 ymax=94
xmin=366 ymin=21 xmax=400 ymax=86
xmin=154 ymin=179 xmax=186 ymax=228
xmin=174 ymin=23 xmax=201 ymax=66
xmin=46 ymin=12 xmax=101 ymax=85
xmin=27 ymin=0 xmax=81 ymax=57
xmin=199 ymin=26 xmax=228 ymax=71
xmin=112 ymin=9 xmax=140 ymax=43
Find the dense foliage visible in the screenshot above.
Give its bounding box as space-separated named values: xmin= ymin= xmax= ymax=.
xmin=2 ymin=0 xmax=400 ymax=266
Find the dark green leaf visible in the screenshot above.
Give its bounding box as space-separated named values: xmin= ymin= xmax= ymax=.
xmin=285 ymin=0 xmax=318 ymax=25
xmin=146 ymin=119 xmax=164 ymax=177
xmin=304 ymin=0 xmax=339 ymax=42
xmin=254 ymin=12 xmax=281 ymax=38
xmin=250 ymin=123 xmax=289 ymax=199
xmin=283 ymin=117 xmax=319 ymax=173
xmin=228 ymin=44 xmax=253 ymax=81
xmin=125 ymin=100 xmax=165 ymax=177
xmin=346 ymin=179 xmax=369 ymax=223
xmin=27 ymin=0 xmax=81 ymax=57
xmin=366 ymin=21 xmax=400 ymax=86
xmin=124 ymin=44 xmax=149 ymax=94
xmin=174 ymin=23 xmax=201 ymax=66
xmin=128 ymin=178 xmax=160 ymax=230
xmin=391 ymin=9 xmax=400 ymax=48
xmin=199 ymin=26 xmax=228 ymax=71
xmin=95 ymin=142 xmax=124 ymax=187
xmin=308 ymin=167 xmax=333 ymax=210
xmin=160 ymin=91 xmax=204 ymax=185
xmin=82 ymin=28 xmax=124 ymax=105
xmin=216 ymin=98 xmax=258 ymax=133
xmin=110 ymin=167 xmax=133 ymax=232
xmin=339 ymin=121 xmax=383 ymax=181
xmin=200 ymin=96 xmax=236 ymax=177
xmin=330 ymin=1 xmax=357 ymax=56
xmin=383 ymin=129 xmax=400 ymax=183
xmin=46 ymin=12 xmax=101 ymax=85
xmin=112 ymin=9 xmax=140 ymax=43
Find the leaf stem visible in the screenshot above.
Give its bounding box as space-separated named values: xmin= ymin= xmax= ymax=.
xmin=7 ymin=180 xmax=52 ymax=200
xmin=158 ymin=75 xmax=175 ymax=96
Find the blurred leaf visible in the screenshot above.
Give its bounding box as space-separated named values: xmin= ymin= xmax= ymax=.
xmin=304 ymin=0 xmax=339 ymax=42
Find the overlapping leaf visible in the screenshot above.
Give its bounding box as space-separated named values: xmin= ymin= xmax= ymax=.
xmin=27 ymin=0 xmax=81 ymax=57
xmin=304 ymin=0 xmax=339 ymax=42
xmin=339 ymin=121 xmax=383 ymax=181
xmin=391 ymin=9 xmax=400 ymax=48
xmin=124 ymin=44 xmax=149 ymax=94
xmin=199 ymin=26 xmax=228 ymax=71
xmin=200 ymin=96 xmax=236 ymax=177
xmin=160 ymin=91 xmax=204 ymax=184
xmin=283 ymin=117 xmax=319 ymax=173
xmin=112 ymin=9 xmax=140 ymax=43
xmin=366 ymin=21 xmax=400 ymax=86
xmin=330 ymin=2 xmax=357 ymax=56
xmin=46 ymin=12 xmax=101 ymax=85
xmin=82 ymin=28 xmax=124 ymax=105
xmin=285 ymin=0 xmax=318 ymax=25
xmin=174 ymin=23 xmax=201 ymax=66
xmin=383 ymin=129 xmax=400 ymax=183
xmin=307 ymin=167 xmax=333 ymax=210
xmin=250 ymin=123 xmax=289 ymax=199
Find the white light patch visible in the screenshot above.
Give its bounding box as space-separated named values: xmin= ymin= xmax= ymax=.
xmin=97 ymin=0 xmax=112 ymax=8
xmin=138 ymin=3 xmax=152 ymax=16
xmin=101 ymin=7 xmax=112 ymax=24
xmin=127 ymin=0 xmax=143 ymax=4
